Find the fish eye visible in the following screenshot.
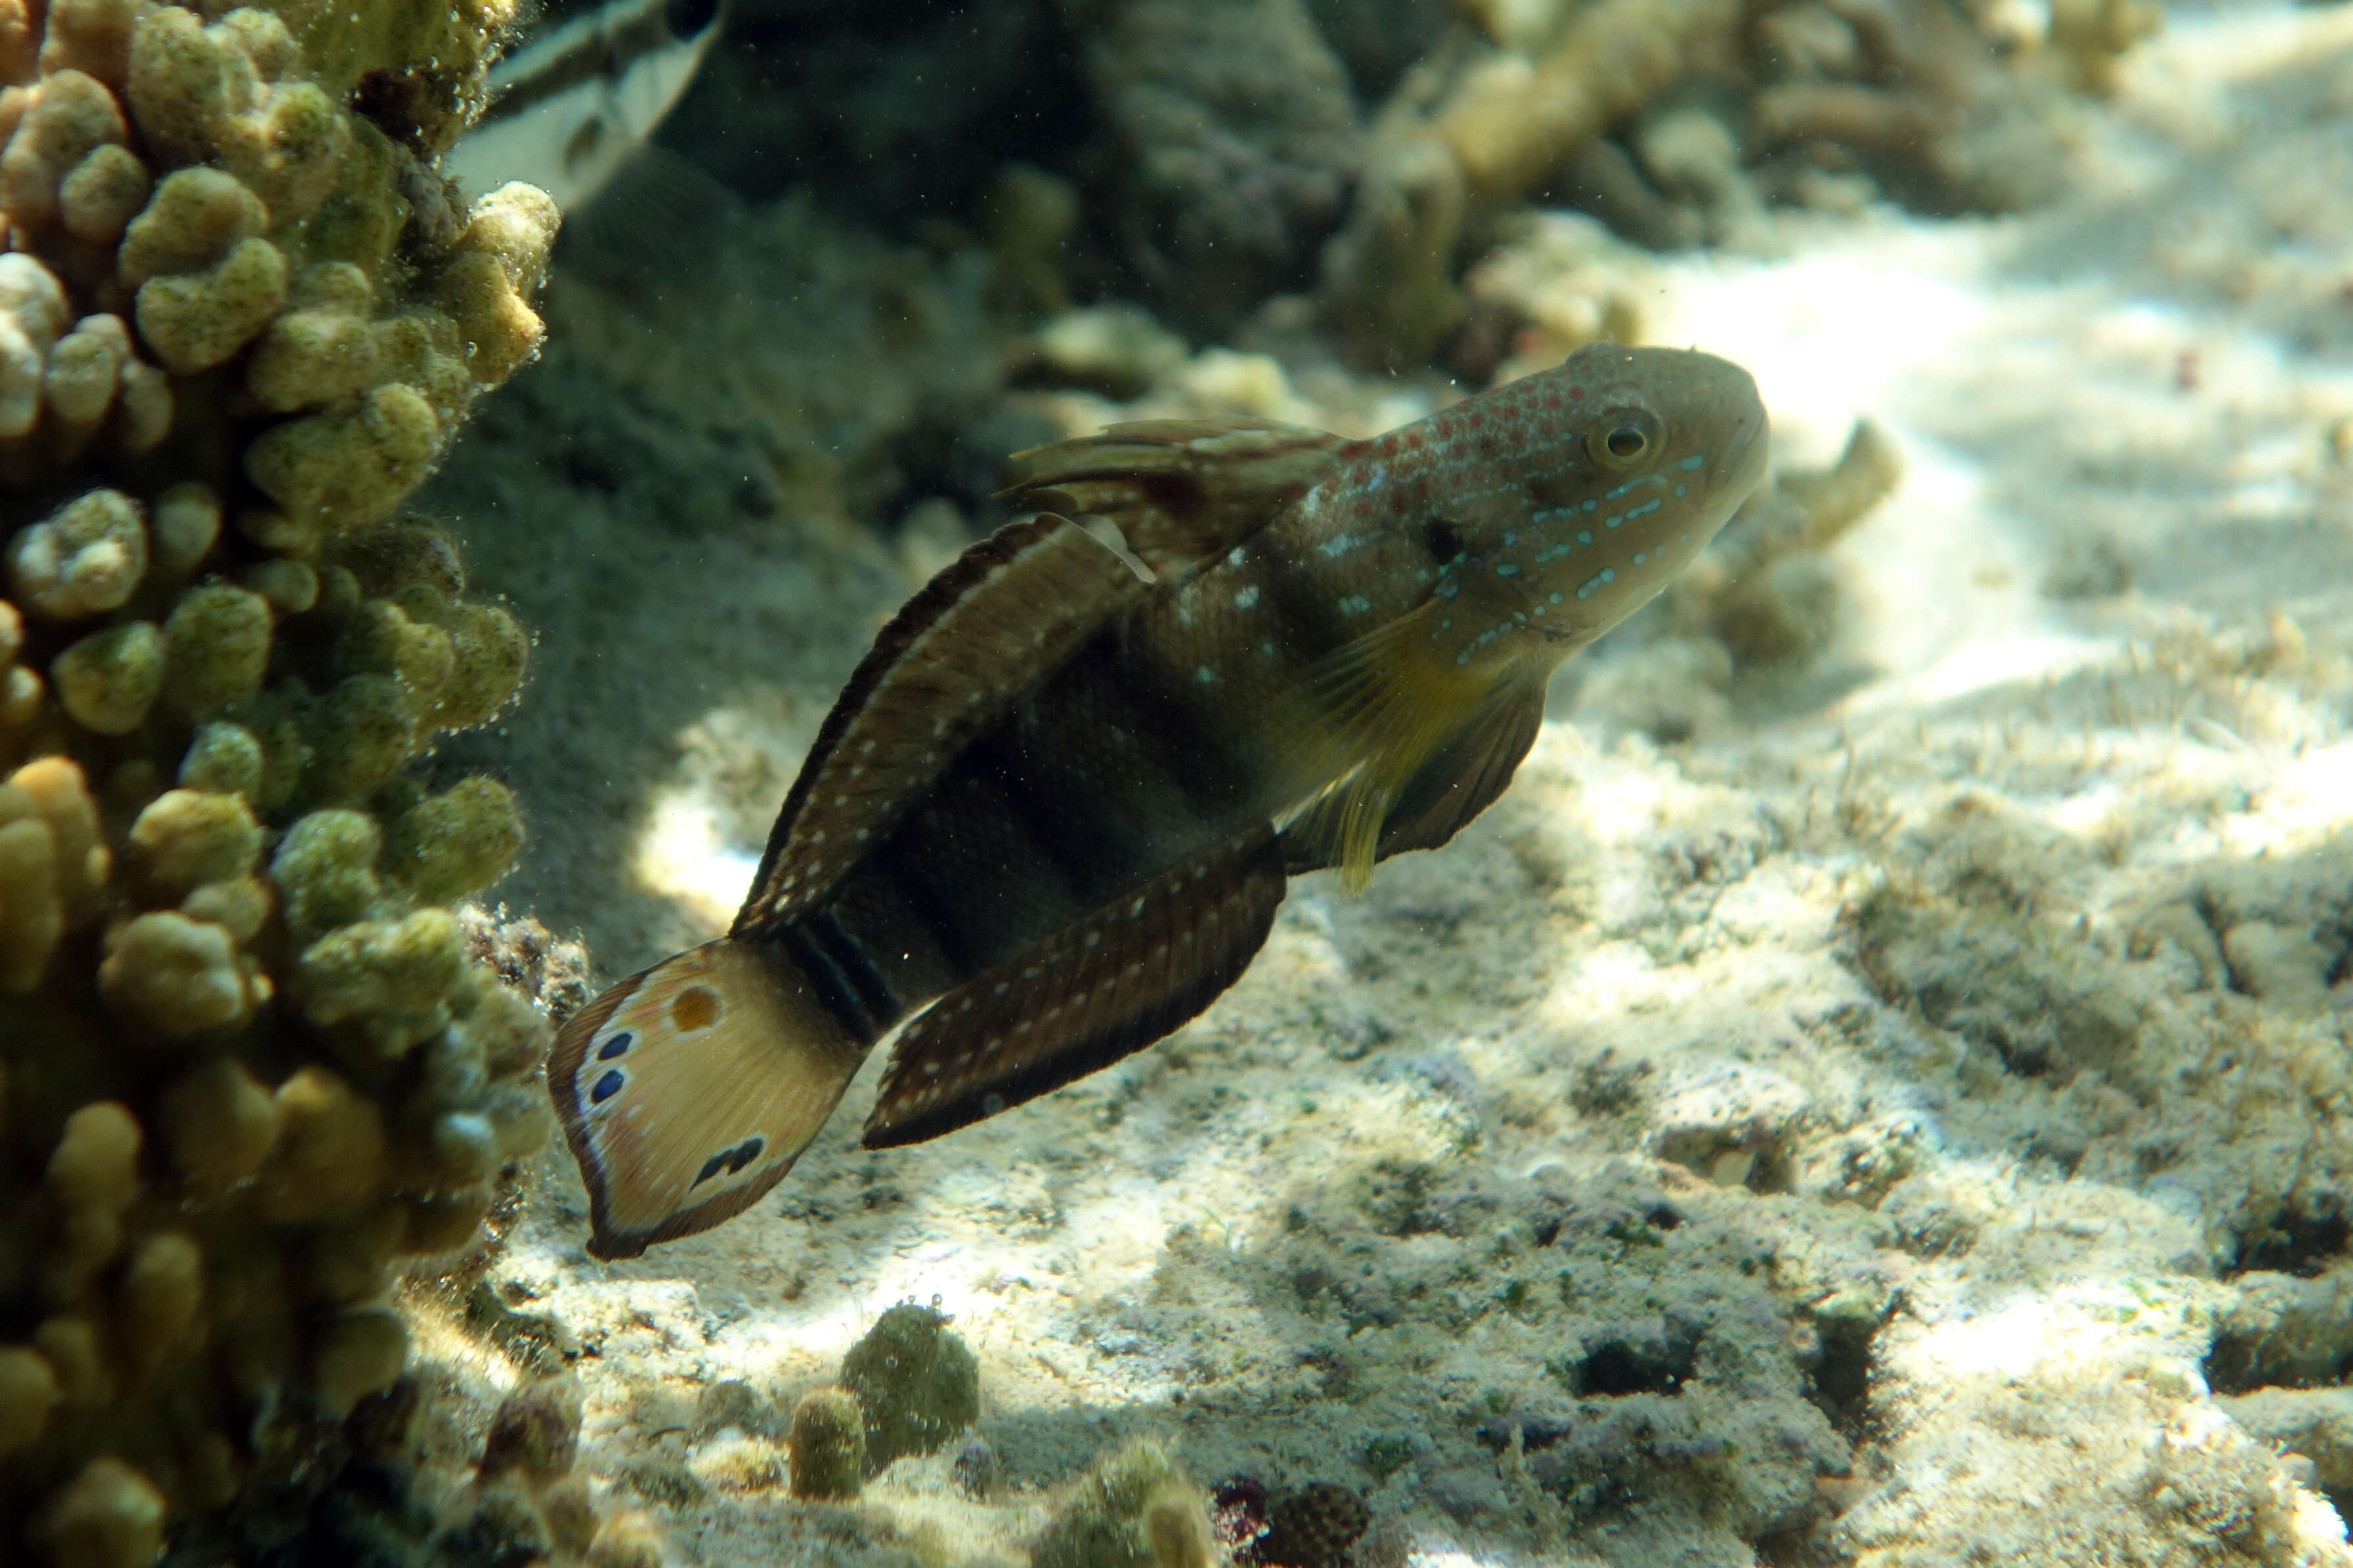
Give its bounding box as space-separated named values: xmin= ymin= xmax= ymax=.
xmin=1587 ymin=408 xmax=1664 ymax=471
xmin=1423 ymin=517 xmax=1464 ymax=562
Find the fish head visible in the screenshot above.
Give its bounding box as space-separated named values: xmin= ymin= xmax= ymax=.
xmin=1425 ymin=343 xmax=1767 ymax=673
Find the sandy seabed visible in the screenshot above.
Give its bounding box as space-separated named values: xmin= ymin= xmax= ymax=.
xmin=410 ymin=3 xmax=2353 ymax=1562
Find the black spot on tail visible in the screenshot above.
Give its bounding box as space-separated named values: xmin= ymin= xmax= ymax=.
xmin=693 ymin=1136 xmax=767 ymax=1188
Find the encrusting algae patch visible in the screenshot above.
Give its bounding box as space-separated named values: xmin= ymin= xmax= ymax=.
xmin=0 ymin=0 xmax=588 ymax=1560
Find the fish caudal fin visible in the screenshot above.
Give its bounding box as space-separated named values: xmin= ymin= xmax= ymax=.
xmin=548 ymin=937 xmax=870 ymax=1259
xmin=864 ymin=826 xmax=1287 ymax=1149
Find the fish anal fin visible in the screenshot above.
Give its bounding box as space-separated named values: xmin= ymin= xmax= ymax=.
xmin=548 ymin=937 xmax=869 ymax=1259
xmin=737 ymin=513 xmax=1151 ymax=932
xmin=863 ymin=827 xmax=1287 ymax=1149
xmin=1002 ymin=418 xmax=1350 ymax=580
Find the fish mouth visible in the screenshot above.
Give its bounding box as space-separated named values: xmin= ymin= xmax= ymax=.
xmin=1714 ymin=398 xmax=1770 ymax=499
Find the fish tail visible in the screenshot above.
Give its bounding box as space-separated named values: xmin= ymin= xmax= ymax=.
xmin=548 ymin=935 xmax=872 ymax=1259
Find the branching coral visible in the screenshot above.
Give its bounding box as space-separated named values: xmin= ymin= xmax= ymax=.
xmin=0 ymin=0 xmax=560 ymax=1561
xmin=1314 ymin=0 xmax=2163 ymax=364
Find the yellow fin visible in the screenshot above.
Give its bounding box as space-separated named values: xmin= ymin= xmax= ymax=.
xmin=1276 ymin=604 xmax=1502 ymax=893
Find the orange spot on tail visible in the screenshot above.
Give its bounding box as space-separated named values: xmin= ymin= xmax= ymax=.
xmin=672 ymin=985 xmax=722 ymax=1032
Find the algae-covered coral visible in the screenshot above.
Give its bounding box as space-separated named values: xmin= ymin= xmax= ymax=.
xmin=0 ymin=0 xmax=561 ymax=1558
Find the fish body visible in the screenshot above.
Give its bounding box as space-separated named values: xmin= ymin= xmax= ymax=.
xmin=445 ymin=0 xmax=723 ymax=211
xmin=550 ymin=342 xmax=1768 ymax=1258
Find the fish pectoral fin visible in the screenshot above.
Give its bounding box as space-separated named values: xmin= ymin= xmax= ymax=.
xmin=1272 ymin=604 xmax=1508 ymax=891
xmin=736 ymin=511 xmax=1154 ymax=932
xmin=1001 ymin=417 xmax=1348 ymax=580
xmin=563 ymin=142 xmax=746 ymax=270
xmin=1284 ymin=678 xmax=1547 ymax=874
xmin=863 ymin=826 xmax=1287 ymax=1149
xmin=548 ymin=937 xmax=871 ymax=1260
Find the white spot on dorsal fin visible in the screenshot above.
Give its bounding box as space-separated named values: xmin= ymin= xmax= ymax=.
xmin=1075 ymin=515 xmax=1156 ymax=583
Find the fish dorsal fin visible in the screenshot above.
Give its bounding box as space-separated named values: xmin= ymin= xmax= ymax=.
xmin=548 ymin=937 xmax=868 ymax=1260
xmin=737 ymin=511 xmax=1154 ymax=933
xmin=1003 ymin=417 xmax=1350 ymax=580
xmin=1282 ymin=679 xmax=1546 ymax=876
xmin=863 ymin=826 xmax=1287 ymax=1149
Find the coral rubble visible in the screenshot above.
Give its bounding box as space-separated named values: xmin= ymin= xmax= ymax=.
xmin=0 ymin=0 xmax=559 ymax=1559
